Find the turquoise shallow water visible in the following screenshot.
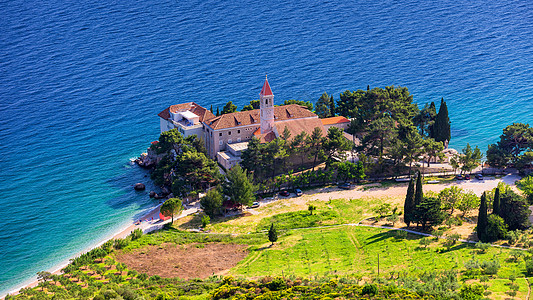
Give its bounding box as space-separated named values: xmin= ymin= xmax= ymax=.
xmin=1 ymin=0 xmax=533 ymax=295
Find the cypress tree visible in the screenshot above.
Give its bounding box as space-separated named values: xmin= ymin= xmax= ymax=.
xmin=210 ymin=104 xmax=213 ymax=113
xmin=428 ymin=102 xmax=436 ymax=139
xmin=404 ymin=177 xmax=415 ymax=227
xmin=477 ymin=192 xmax=488 ymax=242
xmin=434 ymin=98 xmax=451 ymax=144
xmin=268 ymin=223 xmax=278 ymax=245
xmin=493 ymin=187 xmax=501 ymax=216
xmin=414 ymin=171 xmax=423 ymax=206
xmin=216 ymin=107 xmax=220 ymax=117
xmin=329 ymin=95 xmax=335 ymax=117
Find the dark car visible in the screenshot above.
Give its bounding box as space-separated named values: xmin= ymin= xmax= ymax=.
xmin=464 ymin=174 xmax=471 ymax=180
xmin=475 ymin=174 xmax=483 ymax=180
xmin=279 ymin=190 xmax=290 ymax=197
xmin=295 ymin=189 xmax=303 ymax=196
xmin=338 ymin=182 xmax=352 ymax=190
xmin=456 ymin=174 xmax=464 ymax=180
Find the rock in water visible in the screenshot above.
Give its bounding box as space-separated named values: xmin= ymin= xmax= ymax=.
xmin=134 ymin=183 xmax=146 ymax=191
xmin=149 ymin=191 xmax=156 ymax=198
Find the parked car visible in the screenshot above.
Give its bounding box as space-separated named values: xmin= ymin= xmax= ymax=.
xmin=249 ymin=201 xmax=260 ymax=208
xmin=279 ymin=190 xmax=290 ymax=197
xmin=455 ymin=174 xmax=464 ymax=180
xmin=464 ymin=174 xmax=471 ymax=180
xmin=295 ymin=189 xmax=303 ymax=196
xmin=475 ymin=174 xmax=483 ymax=180
xmin=338 ymin=182 xmax=353 ymax=190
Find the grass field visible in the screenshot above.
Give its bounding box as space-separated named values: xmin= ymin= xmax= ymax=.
xmin=175 ymin=197 xmax=391 ymax=235
xmin=230 ymin=225 xmax=530 ymax=299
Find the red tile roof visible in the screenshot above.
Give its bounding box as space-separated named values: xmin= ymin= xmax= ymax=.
xmin=274 ymin=118 xmax=326 ymax=141
xmin=158 ymin=102 xmax=215 ymax=123
xmin=321 ymin=116 xmax=350 ymax=125
xmin=260 ymin=77 xmax=273 ymax=96
xmin=206 ymin=104 xmax=316 ymax=130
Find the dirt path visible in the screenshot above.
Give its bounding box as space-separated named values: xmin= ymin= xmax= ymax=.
xmin=305 ymin=174 xmax=521 ymax=203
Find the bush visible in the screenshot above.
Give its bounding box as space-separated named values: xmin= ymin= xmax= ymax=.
xmin=480 ymin=260 xmax=500 ymax=275
xmin=361 ymin=283 xmax=378 ymax=296
xmin=113 ymin=238 xmax=130 ymax=250
xmin=525 ymin=259 xmax=533 ymax=276
xmin=486 ymin=214 xmax=508 ymax=242
xmin=475 ymin=241 xmax=490 ymax=253
xmin=506 ymin=230 xmax=520 ymax=245
xmin=267 ymin=277 xmax=287 ymax=291
xmin=459 ymin=283 xmax=484 ymax=300
xmin=201 ymin=215 xmax=210 ymax=228
xmin=395 ymin=230 xmax=408 ymax=240
xmin=130 ymin=228 xmax=143 ymax=240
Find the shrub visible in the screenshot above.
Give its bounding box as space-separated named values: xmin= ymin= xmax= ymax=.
xmin=486 ymin=215 xmax=508 ymax=242
xmin=361 ymin=284 xmax=378 ymax=296
xmin=480 ymin=260 xmax=500 ymax=275
xmin=130 ymin=228 xmax=143 ymax=240
xmin=525 ymin=259 xmax=533 ymax=276
xmin=506 ymin=230 xmax=520 ymax=245
xmin=113 ymin=238 xmax=130 ymax=250
xmin=395 ymin=230 xmax=408 ymax=240
xmin=459 ymin=283 xmax=484 ymax=300
xmin=475 ymin=241 xmax=490 ymax=253
xmin=201 ymin=215 xmax=210 ymax=228
xmin=267 ymin=277 xmax=287 ymax=291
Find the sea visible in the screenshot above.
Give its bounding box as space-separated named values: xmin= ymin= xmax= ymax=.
xmin=1 ymin=0 xmax=532 ymax=295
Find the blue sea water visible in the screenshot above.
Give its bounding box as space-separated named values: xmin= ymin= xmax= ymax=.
xmin=1 ymin=0 xmax=532 ymax=295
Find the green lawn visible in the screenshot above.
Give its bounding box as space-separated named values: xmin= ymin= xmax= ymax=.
xmin=231 ymin=225 xmax=530 ymax=298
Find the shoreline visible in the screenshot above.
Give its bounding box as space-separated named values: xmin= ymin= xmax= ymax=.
xmin=3 ymin=201 xmax=167 ymax=298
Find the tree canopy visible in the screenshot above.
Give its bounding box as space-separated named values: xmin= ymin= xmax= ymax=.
xmin=200 ymin=188 xmax=223 ymax=218
xmin=282 ymin=99 xmax=313 ymax=111
xmin=160 ymin=198 xmax=183 ymax=223
xmin=221 ymin=101 xmax=237 ymax=115
xmin=487 ymin=123 xmax=533 ymax=170
xmin=222 ymin=164 xmax=256 ymax=207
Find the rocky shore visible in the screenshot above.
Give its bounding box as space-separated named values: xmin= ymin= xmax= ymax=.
xmin=134 ymin=147 xmax=173 ymax=200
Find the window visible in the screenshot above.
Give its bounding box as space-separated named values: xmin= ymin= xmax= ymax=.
xmin=219 ymin=140 xmax=223 ymax=145
xmin=237 ymin=138 xmax=241 ymax=142
xmin=228 ymin=139 xmax=232 ymax=144
xmin=237 ymin=130 xmax=240 ymax=134
xmin=219 ymin=133 xmax=222 ymax=137
xmin=266 ymin=99 xmax=268 ymax=105
xmin=228 ymin=131 xmax=231 ymax=135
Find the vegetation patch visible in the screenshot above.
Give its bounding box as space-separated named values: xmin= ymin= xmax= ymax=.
xmin=256 ymin=210 xmax=339 ymax=231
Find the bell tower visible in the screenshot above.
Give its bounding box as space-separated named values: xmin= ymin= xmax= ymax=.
xmin=260 ymin=75 xmax=274 ymax=134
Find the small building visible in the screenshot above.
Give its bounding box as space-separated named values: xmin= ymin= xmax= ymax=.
xmin=157 ymin=102 xmax=215 ymax=139
xmin=321 ymin=116 xmax=350 ymax=131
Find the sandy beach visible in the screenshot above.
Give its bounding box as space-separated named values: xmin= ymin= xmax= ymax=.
xmin=5 ymin=202 xmax=199 ymax=298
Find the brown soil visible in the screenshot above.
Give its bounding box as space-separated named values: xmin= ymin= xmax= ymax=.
xmin=116 ymin=243 xmax=248 ymax=279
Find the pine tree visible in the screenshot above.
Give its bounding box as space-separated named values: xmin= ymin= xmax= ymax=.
xmin=404 ymin=177 xmax=415 ymax=227
xmin=329 ymin=95 xmax=335 ymax=117
xmin=477 ymin=192 xmax=488 ymax=242
xmin=268 ymin=223 xmax=278 ymax=245
xmin=434 ymin=98 xmax=451 ymax=144
xmin=493 ymin=187 xmax=501 ymax=216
